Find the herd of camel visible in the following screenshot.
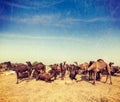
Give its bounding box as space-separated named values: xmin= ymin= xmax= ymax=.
xmin=0 ymin=59 xmax=120 ymax=85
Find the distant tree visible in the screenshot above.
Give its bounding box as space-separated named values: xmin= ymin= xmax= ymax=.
xmin=32 ymin=61 xmax=39 ymax=66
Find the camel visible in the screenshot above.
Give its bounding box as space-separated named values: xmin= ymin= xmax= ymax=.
xmin=87 ymin=61 xmax=95 ymax=80
xmin=49 ymin=63 xmax=63 ymax=80
xmin=109 ymin=62 xmax=120 ymax=75
xmin=87 ymin=59 xmax=112 ymax=85
xmin=36 ymin=68 xmax=57 ymax=82
xmin=61 ymin=62 xmax=68 ymax=80
xmin=14 ymin=64 xmax=31 ymax=84
xmin=74 ymin=61 xmax=90 ymax=74
xmin=3 ymin=61 xmax=13 ymax=70
xmin=26 ymin=61 xmax=33 ymax=68
xmin=30 ymin=62 xmax=46 ymax=79
xmin=74 ymin=61 xmax=96 ymax=80
xmin=68 ymin=63 xmax=81 ymax=81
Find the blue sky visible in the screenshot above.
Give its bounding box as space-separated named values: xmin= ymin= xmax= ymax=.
xmin=0 ymin=0 xmax=120 ymax=65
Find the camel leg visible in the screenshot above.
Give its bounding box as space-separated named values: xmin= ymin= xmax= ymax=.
xmin=90 ymin=71 xmax=93 ymax=80
xmin=16 ymin=72 xmax=19 ymax=84
xmin=30 ymin=69 xmax=35 ymax=79
xmin=64 ymin=70 xmax=69 ymax=84
xmin=45 ymin=78 xmax=48 ymax=82
xmin=89 ymin=71 xmax=92 ymax=80
xmin=104 ymin=74 xmax=108 ymax=83
xmin=96 ymin=72 xmax=101 ymax=81
xmin=93 ymin=72 xmax=96 ymax=85
xmin=88 ymin=71 xmax=90 ymax=80
xmin=108 ymin=69 xmax=112 ymax=85
xmin=53 ymin=70 xmax=57 ymax=80
xmin=107 ymin=66 xmax=112 ymax=85
xmin=28 ymin=71 xmax=31 ymax=81
xmin=36 ymin=74 xmax=40 ymax=80
xmin=109 ymin=74 xmax=112 ymax=85
xmin=108 ymin=71 xmax=112 ymax=85
xmin=59 ymin=72 xmax=62 ymax=78
xmin=61 ymin=70 xmax=66 ymax=80
xmin=64 ymin=74 xmax=67 ymax=84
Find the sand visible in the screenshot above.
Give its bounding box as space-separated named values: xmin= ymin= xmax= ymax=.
xmin=0 ymin=71 xmax=120 ymax=102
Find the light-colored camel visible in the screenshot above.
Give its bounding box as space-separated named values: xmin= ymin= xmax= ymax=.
xmin=87 ymin=59 xmax=112 ymax=85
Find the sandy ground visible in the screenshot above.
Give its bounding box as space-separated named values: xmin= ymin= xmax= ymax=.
xmin=0 ymin=71 xmax=120 ymax=102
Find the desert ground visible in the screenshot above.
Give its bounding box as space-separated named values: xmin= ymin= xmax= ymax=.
xmin=0 ymin=70 xmax=120 ymax=102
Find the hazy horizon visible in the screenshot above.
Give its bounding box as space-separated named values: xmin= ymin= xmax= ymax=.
xmin=0 ymin=0 xmax=120 ymax=65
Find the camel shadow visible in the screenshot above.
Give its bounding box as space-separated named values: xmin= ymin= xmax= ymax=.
xmin=17 ymin=78 xmax=30 ymax=84
xmin=76 ymin=75 xmax=93 ymax=84
xmin=36 ymin=78 xmax=55 ymax=83
xmin=77 ymin=74 xmax=103 ymax=85
xmin=112 ymin=73 xmax=120 ymax=77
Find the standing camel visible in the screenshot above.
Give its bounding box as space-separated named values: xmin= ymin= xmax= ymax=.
xmin=26 ymin=61 xmax=33 ymax=68
xmin=14 ymin=64 xmax=31 ymax=84
xmin=87 ymin=59 xmax=112 ymax=85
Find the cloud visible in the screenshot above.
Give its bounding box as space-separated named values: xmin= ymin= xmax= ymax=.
xmin=16 ymin=15 xmax=118 ymax=26
xmin=0 ymin=12 xmax=118 ymax=28
xmin=3 ymin=0 xmax=64 ymax=9
xmin=10 ymin=14 xmax=69 ymax=27
xmin=18 ymin=15 xmax=59 ymax=24
xmin=64 ymin=17 xmax=116 ymax=23
xmin=32 ymin=0 xmax=64 ymax=8
xmin=16 ymin=15 xmax=117 ymax=24
xmin=0 ymin=13 xmax=68 ymax=27
xmin=0 ymin=34 xmax=86 ymax=43
xmin=4 ymin=1 xmax=35 ymax=9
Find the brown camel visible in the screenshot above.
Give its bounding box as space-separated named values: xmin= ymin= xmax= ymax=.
xmin=3 ymin=61 xmax=13 ymax=70
xmin=26 ymin=61 xmax=33 ymax=68
xmin=36 ymin=68 xmax=57 ymax=82
xmin=87 ymin=59 xmax=112 ymax=85
xmin=87 ymin=61 xmax=95 ymax=80
xmin=74 ymin=61 xmax=95 ymax=80
xmin=68 ymin=63 xmax=81 ymax=81
xmin=49 ymin=64 xmax=61 ymax=80
xmin=61 ymin=62 xmax=68 ymax=80
xmin=30 ymin=62 xmax=46 ymax=79
xmin=14 ymin=64 xmax=31 ymax=84
xmin=74 ymin=61 xmax=90 ymax=75
xmin=109 ymin=62 xmax=120 ymax=75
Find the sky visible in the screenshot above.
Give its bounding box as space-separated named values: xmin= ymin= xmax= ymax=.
xmin=0 ymin=0 xmax=120 ymax=65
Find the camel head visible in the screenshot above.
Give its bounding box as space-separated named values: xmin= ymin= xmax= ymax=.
xmin=74 ymin=61 xmax=78 ymax=65
xmin=109 ymin=62 xmax=114 ymax=67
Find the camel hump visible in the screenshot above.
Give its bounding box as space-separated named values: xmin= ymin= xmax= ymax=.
xmin=97 ymin=59 xmax=104 ymax=62
xmin=88 ymin=61 xmax=94 ymax=67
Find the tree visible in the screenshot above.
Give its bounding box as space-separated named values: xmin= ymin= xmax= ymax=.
xmin=32 ymin=61 xmax=39 ymax=66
